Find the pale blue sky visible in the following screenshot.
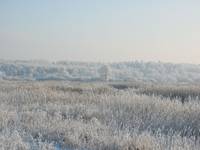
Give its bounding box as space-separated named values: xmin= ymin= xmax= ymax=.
xmin=0 ymin=0 xmax=200 ymax=63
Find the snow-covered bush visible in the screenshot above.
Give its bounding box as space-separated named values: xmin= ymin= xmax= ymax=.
xmin=0 ymin=80 xmax=200 ymax=149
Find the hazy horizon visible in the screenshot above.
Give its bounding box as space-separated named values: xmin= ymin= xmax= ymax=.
xmin=1 ymin=1 xmax=200 ymax=64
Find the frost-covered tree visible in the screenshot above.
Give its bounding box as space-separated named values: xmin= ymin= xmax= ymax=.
xmin=98 ymin=65 xmax=110 ymax=81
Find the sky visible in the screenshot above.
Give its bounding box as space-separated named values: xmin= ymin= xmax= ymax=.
xmin=0 ymin=0 xmax=200 ymax=64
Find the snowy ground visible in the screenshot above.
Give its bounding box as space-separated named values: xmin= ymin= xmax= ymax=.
xmin=0 ymin=80 xmax=200 ymax=150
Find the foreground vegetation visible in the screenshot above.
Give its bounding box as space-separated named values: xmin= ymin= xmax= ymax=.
xmin=0 ymin=80 xmax=200 ymax=150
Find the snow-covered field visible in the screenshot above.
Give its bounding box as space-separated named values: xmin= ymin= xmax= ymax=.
xmin=1 ymin=80 xmax=200 ymax=150
xmin=1 ymin=60 xmax=200 ymax=83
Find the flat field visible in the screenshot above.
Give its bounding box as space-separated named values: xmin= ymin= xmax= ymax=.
xmin=0 ymin=80 xmax=200 ymax=150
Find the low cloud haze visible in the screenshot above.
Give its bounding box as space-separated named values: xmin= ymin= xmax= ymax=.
xmin=0 ymin=0 xmax=200 ymax=64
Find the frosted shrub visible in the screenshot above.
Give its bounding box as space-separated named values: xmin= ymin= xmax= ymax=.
xmin=0 ymin=80 xmax=200 ymax=149
xmin=0 ymin=130 xmax=29 ymax=150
